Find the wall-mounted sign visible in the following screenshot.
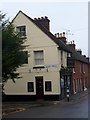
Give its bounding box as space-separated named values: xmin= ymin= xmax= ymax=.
xmin=45 ymin=64 xmax=59 ymax=68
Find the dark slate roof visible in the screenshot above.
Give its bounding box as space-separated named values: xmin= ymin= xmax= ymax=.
xmin=12 ymin=11 xmax=71 ymax=53
xmin=12 ymin=11 xmax=89 ymax=64
xmin=67 ymin=46 xmax=89 ymax=64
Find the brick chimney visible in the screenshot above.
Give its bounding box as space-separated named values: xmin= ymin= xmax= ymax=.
xmin=34 ymin=16 xmax=50 ymax=31
xmin=87 ymin=57 xmax=90 ymax=62
xmin=76 ymin=49 xmax=82 ymax=55
xmin=67 ymin=40 xmax=76 ymax=50
xmin=55 ymin=32 xmax=67 ymax=44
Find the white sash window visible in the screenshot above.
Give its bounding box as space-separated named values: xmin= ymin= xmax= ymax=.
xmin=34 ymin=51 xmax=44 ymax=66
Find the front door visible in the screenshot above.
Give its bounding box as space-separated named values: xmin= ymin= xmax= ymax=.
xmin=36 ymin=76 xmax=44 ymax=99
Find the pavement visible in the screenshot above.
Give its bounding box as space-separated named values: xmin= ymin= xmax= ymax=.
xmin=62 ymin=89 xmax=88 ymax=102
xmin=2 ymin=89 xmax=89 ymax=116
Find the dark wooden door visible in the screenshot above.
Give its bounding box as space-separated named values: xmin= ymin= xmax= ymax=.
xmin=36 ymin=77 xmax=44 ymax=99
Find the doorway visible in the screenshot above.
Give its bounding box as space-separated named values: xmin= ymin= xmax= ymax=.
xmin=35 ymin=76 xmax=44 ymax=99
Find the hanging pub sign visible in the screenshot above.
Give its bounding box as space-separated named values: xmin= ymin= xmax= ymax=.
xmin=67 ymin=57 xmax=75 ymax=68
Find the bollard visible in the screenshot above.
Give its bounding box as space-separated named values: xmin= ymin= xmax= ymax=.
xmin=67 ymin=87 xmax=70 ymax=102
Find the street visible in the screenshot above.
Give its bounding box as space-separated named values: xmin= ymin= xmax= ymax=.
xmin=3 ymin=95 xmax=88 ymax=118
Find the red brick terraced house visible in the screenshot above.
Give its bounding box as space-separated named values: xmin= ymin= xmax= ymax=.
xmin=72 ymin=52 xmax=89 ymax=94
xmin=55 ymin=32 xmax=89 ymax=98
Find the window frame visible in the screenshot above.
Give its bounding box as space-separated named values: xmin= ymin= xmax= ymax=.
xmin=27 ymin=82 xmax=34 ymax=92
xmin=34 ymin=50 xmax=44 ymax=67
xmin=16 ymin=25 xmax=26 ymax=37
xmin=45 ymin=81 xmax=52 ymax=92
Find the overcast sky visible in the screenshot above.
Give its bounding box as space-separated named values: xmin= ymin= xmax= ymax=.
xmin=1 ymin=1 xmax=88 ymax=56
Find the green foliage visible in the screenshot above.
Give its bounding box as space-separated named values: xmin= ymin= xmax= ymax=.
xmin=2 ymin=15 xmax=27 ymax=84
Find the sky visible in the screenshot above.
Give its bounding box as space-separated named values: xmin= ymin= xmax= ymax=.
xmin=1 ymin=0 xmax=89 ymax=56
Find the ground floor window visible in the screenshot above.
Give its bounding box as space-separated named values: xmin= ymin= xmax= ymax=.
xmin=45 ymin=81 xmax=52 ymax=91
xmin=27 ymin=82 xmax=34 ymax=92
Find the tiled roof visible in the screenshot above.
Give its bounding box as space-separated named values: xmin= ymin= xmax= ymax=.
xmin=67 ymin=46 xmax=89 ymax=63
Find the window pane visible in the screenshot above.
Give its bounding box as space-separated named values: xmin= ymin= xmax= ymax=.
xmin=20 ymin=26 xmax=25 ymax=31
xmin=45 ymin=81 xmax=52 ymax=91
xmin=16 ymin=26 xmax=26 ymax=36
xmin=34 ymin=51 xmax=43 ymax=59
xmin=34 ymin=51 xmax=44 ymax=65
xmin=28 ymin=82 xmax=34 ymax=92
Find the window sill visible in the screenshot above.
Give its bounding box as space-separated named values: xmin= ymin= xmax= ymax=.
xmin=45 ymin=91 xmax=52 ymax=92
xmin=33 ymin=66 xmax=45 ymax=69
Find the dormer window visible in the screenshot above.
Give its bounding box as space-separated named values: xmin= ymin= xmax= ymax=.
xmin=16 ymin=25 xmax=26 ymax=37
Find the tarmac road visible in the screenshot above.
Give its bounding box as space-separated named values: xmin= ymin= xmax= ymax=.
xmin=3 ymin=95 xmax=88 ymax=119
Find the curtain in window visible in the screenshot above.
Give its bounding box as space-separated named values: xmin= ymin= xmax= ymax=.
xmin=34 ymin=51 xmax=44 ymax=65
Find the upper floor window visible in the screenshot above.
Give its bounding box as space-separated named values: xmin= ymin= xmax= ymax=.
xmin=16 ymin=26 xmax=26 ymax=37
xmin=34 ymin=50 xmax=44 ymax=66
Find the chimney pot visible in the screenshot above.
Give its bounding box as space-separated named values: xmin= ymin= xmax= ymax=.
xmin=60 ymin=33 xmax=62 ymax=37
xmin=34 ymin=16 xmax=50 ymax=31
xmin=57 ymin=33 xmax=59 ymax=37
xmin=76 ymin=49 xmax=82 ymax=55
xmin=55 ymin=33 xmax=57 ymax=37
xmin=62 ymin=32 xmax=65 ymax=37
xmin=73 ymin=40 xmax=74 ymax=44
xmin=34 ymin=18 xmax=37 ymax=20
xmin=83 ymin=55 xmax=86 ymax=57
xmin=45 ymin=16 xmax=48 ymax=19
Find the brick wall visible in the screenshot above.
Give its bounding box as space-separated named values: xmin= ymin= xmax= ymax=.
xmin=72 ymin=60 xmax=89 ymax=93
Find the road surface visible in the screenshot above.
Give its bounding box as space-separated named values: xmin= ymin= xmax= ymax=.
xmin=3 ymin=96 xmax=88 ymax=118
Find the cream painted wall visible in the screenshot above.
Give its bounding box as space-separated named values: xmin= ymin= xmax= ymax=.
xmin=4 ymin=11 xmax=68 ymax=95
xmin=13 ymin=12 xmax=57 ymax=48
xmin=4 ymin=71 xmax=60 ymax=95
xmin=62 ymin=51 xmax=67 ymax=67
xmin=58 ymin=49 xmax=67 ymax=68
